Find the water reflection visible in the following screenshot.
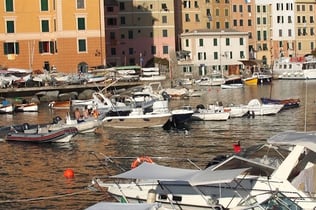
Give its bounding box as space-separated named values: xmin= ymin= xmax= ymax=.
xmin=0 ymin=80 xmax=316 ymax=209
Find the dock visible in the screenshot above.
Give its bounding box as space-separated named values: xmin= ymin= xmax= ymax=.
xmin=0 ymin=81 xmax=143 ymax=98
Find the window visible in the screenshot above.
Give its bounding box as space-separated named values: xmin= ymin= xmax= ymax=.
xmin=161 ymin=3 xmax=168 ymax=11
xmin=263 ymin=43 xmax=268 ymax=50
xmin=240 ymin=51 xmax=245 ymax=59
xmin=77 ymin=17 xmax=86 ymax=30
xmin=39 ymin=41 xmax=57 ymax=54
xmin=216 ymin=22 xmax=220 ymax=29
xmin=199 ymin=39 xmax=203 ymax=47
xmin=257 ymin=31 xmax=261 ymax=41
xmin=162 ymin=16 xmax=167 ymax=23
xmin=183 ymin=1 xmax=191 ymax=8
xmin=279 ymin=29 xmax=282 ymax=37
xmin=225 ymin=22 xmax=229 ymax=29
xmin=288 ymin=29 xmax=292 ymax=37
xmin=298 ymin=42 xmax=301 ymax=50
xmin=41 ymin=0 xmax=48 ymax=11
xmin=119 ymin=2 xmax=125 ymax=10
xmin=4 ymin=42 xmax=19 ymax=54
xmin=151 ymin=46 xmax=156 ymax=54
xmin=233 ymin=5 xmax=237 ymax=12
xmin=128 ymin=48 xmax=133 ymax=55
xmin=239 ymin=5 xmax=243 ymax=12
xmin=77 ymin=0 xmax=85 ymax=9
xmin=195 ymin=14 xmax=200 ymax=22
xmin=247 ymin=5 xmax=251 ymax=12
xmin=163 ymin=45 xmax=168 ymax=54
xmin=233 ymin=19 xmax=237 ymax=26
xmin=6 ymin=20 xmax=14 ymax=33
xmin=310 ymin=16 xmax=314 ymax=23
xmin=128 ymin=30 xmax=133 ymax=39
xmin=225 ymin=38 xmax=230 ymax=46
xmin=257 ymin=17 xmax=260 ymax=25
xmin=257 ymin=5 xmax=260 ymax=12
xmin=120 ymin=17 xmax=125 ymax=24
xmin=185 ymin=14 xmax=190 ymax=22
xmin=111 ymin=48 xmax=116 ymax=55
xmin=248 ymin=19 xmax=252 ymax=26
xmin=110 ymin=32 xmax=115 ymax=40
xmin=5 ymin=0 xmax=14 ymax=12
xmin=78 ymin=39 xmax=87 ymax=52
xmin=263 ymin=31 xmax=267 ymax=40
xmin=107 ymin=18 xmax=117 ymax=26
xmin=239 ymin=20 xmax=243 ymax=26
xmin=185 ymin=39 xmax=189 ymax=47
xmin=262 ymin=5 xmax=266 ymax=12
xmin=162 ymin=29 xmax=168 ymax=37
xmin=214 ymin=52 xmax=218 ymax=60
xmin=213 ymin=38 xmax=218 ymax=46
xmin=41 ymin=20 xmax=49 ymax=32
xmin=239 ymin=38 xmax=244 ymax=45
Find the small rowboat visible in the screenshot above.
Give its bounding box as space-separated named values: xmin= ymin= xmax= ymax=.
xmin=5 ymin=127 xmax=78 ymax=143
xmin=14 ymin=102 xmax=38 ymax=112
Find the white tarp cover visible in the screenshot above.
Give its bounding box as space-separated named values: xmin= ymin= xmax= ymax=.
xmin=268 ymin=131 xmax=316 ymax=152
xmin=112 ymin=162 xmax=249 ymax=186
xmin=85 ymin=202 xmax=158 ymax=210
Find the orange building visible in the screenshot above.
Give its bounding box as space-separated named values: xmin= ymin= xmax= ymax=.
xmin=0 ymin=0 xmax=105 ymax=73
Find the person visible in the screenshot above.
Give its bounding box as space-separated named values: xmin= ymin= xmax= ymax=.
xmin=83 ymin=106 xmax=89 ymax=119
xmin=74 ymin=108 xmax=82 ymax=122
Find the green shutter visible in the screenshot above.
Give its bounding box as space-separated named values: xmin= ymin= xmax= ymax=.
xmin=39 ymin=42 xmax=43 ymax=53
xmin=4 ymin=43 xmax=8 ymax=55
xmin=42 ymin=20 xmax=49 ymax=32
xmin=41 ymin=0 xmax=48 ymax=11
xmin=78 ymin=39 xmax=86 ymax=52
xmin=15 ymin=42 xmax=19 ymax=54
xmin=7 ymin=21 xmax=14 ymax=33
xmin=6 ymin=0 xmax=14 ymax=12
xmin=78 ymin=18 xmax=85 ymax=30
xmin=50 ymin=41 xmax=54 ymax=53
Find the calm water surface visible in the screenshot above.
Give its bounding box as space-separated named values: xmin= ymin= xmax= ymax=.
xmin=0 ymin=80 xmax=316 ymax=209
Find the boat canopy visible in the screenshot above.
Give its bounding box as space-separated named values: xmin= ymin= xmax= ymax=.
xmin=111 ymin=162 xmax=249 ymax=186
xmin=86 ymin=202 xmax=160 ymax=210
xmin=268 ymin=131 xmax=316 ymax=152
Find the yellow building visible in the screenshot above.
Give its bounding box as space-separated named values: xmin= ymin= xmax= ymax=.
xmin=0 ymin=0 xmax=105 ymax=73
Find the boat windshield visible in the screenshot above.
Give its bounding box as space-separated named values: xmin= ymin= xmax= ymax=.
xmin=239 ymin=191 xmax=303 ymax=210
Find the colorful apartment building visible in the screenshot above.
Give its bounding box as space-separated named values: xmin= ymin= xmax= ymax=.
xmin=0 ymin=0 xmax=105 ymax=73
xmin=104 ymin=0 xmax=175 ymax=67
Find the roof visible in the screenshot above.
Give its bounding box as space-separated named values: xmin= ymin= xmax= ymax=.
xmin=112 ymin=162 xmax=248 ymax=186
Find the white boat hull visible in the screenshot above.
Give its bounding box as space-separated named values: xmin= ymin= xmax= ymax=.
xmin=192 ymin=112 xmax=229 ymax=121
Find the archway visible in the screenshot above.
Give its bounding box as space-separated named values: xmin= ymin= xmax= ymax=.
xmin=77 ymin=62 xmax=88 ymax=73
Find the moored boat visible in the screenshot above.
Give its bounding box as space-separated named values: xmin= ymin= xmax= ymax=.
xmin=14 ymin=102 xmax=38 ymax=112
xmin=5 ymin=127 xmax=78 ymax=143
xmin=48 ymin=100 xmax=71 ymax=110
xmin=260 ymin=97 xmax=300 ymax=109
xmin=191 ymin=104 xmax=230 ymax=121
xmin=242 ymin=76 xmax=258 ymax=85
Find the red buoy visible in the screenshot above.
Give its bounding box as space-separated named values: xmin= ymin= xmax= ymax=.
xmin=63 ymin=168 xmax=74 ymax=179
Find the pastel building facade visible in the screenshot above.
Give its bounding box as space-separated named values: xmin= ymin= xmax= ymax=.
xmin=0 ymin=0 xmax=105 ymax=73
xmin=104 ymin=0 xmax=175 ymax=67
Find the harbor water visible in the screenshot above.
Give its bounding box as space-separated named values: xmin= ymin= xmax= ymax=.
xmin=0 ymin=80 xmax=316 ymax=209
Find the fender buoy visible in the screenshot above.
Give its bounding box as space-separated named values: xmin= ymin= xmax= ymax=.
xmin=131 ymin=156 xmax=154 ymax=169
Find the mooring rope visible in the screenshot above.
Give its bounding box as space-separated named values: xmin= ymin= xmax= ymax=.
xmin=0 ymin=189 xmax=93 ymax=203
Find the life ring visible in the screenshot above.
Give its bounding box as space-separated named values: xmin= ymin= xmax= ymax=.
xmin=131 ymin=156 xmax=154 ymax=169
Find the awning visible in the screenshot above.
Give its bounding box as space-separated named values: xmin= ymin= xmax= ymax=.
xmin=112 ymin=162 xmax=249 ymax=185
xmin=268 ymin=131 xmax=316 ymax=152
xmin=239 ymin=59 xmax=262 ymax=66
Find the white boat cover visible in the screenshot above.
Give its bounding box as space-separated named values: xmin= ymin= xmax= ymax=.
xmin=85 ymin=202 xmax=159 ymax=210
xmin=111 ymin=162 xmax=249 ymax=186
xmin=268 ymin=131 xmax=316 ymax=152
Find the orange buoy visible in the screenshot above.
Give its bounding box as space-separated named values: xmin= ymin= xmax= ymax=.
xmin=63 ymin=168 xmax=74 ymax=179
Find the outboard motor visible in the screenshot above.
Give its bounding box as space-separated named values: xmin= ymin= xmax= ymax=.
xmin=23 ymin=123 xmax=30 ymax=130
xmin=53 ymin=116 xmax=62 ymax=124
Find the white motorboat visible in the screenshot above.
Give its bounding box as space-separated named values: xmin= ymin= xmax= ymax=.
xmin=91 ymin=131 xmax=316 ymax=209
xmin=223 ymin=105 xmax=249 ymax=118
xmin=102 ymin=108 xmax=171 ymax=129
xmin=47 ymin=114 xmax=102 ymax=134
xmin=14 ymin=102 xmax=38 ymax=112
xmin=273 ymin=55 xmax=316 ymax=79
xmin=191 ymin=104 xmax=230 ymax=121
xmin=245 ymin=99 xmax=284 ymax=116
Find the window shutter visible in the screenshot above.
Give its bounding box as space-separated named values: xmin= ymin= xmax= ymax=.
xmin=39 ymin=42 xmax=43 ymax=53
xmin=4 ymin=43 xmax=8 ymax=54
xmin=15 ymin=42 xmax=19 ymax=54
xmin=50 ymin=41 xmax=54 ymax=53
